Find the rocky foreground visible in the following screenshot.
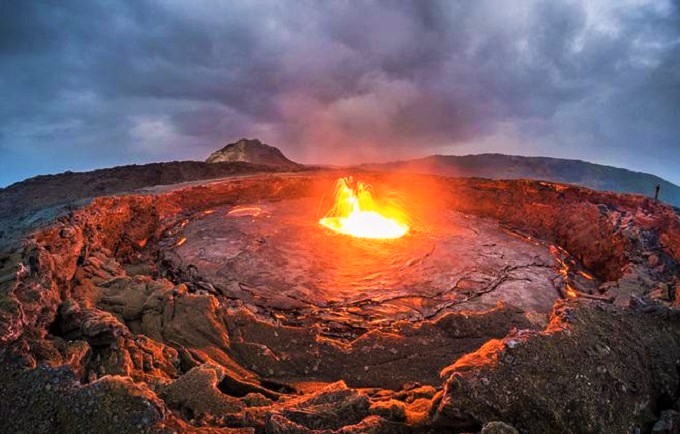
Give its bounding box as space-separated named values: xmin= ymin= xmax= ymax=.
xmin=1 ymin=170 xmax=680 ymax=434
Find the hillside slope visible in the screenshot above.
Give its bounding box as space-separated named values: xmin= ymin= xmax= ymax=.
xmin=365 ymin=154 xmax=680 ymax=207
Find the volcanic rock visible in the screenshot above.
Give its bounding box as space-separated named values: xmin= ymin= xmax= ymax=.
xmin=1 ymin=171 xmax=680 ymax=433
xmin=481 ymin=422 xmax=520 ymax=434
xmin=430 ymin=300 xmax=680 ymax=433
xmin=206 ymin=138 xmax=300 ymax=169
xmin=0 ymin=362 xmax=169 ymax=434
xmin=0 ymin=160 xmax=303 ymax=251
xmin=159 ymin=363 xmax=246 ymax=419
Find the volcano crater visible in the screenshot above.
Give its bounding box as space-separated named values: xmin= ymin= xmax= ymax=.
xmin=4 ymin=171 xmax=680 ymax=433
xmin=161 ymin=197 xmax=570 ymax=331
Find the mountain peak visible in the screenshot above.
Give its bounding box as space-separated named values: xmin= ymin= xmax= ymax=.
xmin=206 ymin=138 xmax=299 ymax=168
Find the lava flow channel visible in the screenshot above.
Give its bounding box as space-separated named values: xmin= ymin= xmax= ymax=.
xmin=319 ymin=177 xmax=409 ymax=239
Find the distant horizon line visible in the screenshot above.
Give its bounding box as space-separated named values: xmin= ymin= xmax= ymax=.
xmin=2 ymin=150 xmax=678 ymax=190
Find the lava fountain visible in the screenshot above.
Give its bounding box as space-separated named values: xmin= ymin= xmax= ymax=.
xmin=319 ymin=177 xmax=410 ymax=239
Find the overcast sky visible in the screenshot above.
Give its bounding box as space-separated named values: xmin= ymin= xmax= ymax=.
xmin=1 ymin=0 xmax=679 ymax=187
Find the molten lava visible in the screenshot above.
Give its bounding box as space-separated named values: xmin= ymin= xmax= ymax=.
xmin=319 ymin=177 xmax=409 ymax=239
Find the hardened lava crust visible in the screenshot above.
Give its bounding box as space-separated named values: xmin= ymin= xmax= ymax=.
xmin=1 ymin=171 xmax=680 ymax=434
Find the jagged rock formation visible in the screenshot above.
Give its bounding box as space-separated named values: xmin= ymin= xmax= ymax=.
xmin=1 ymin=172 xmax=680 ymax=433
xmin=206 ymin=138 xmax=300 ymax=169
xmin=431 ymin=301 xmax=680 ymax=433
xmin=365 ymin=154 xmax=680 ymax=207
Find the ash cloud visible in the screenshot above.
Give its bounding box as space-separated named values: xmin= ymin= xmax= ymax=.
xmin=1 ymin=0 xmax=679 ymax=186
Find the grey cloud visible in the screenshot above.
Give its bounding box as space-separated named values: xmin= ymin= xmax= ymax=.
xmin=1 ymin=0 xmax=679 ymax=186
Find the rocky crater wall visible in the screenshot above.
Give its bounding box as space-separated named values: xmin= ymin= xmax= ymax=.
xmin=1 ymin=172 xmax=680 ymax=433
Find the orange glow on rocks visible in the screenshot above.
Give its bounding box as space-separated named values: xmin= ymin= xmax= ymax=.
xmin=228 ymin=206 xmax=263 ymax=217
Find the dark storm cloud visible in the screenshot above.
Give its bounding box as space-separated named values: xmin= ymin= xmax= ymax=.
xmin=1 ymin=0 xmax=679 ymax=186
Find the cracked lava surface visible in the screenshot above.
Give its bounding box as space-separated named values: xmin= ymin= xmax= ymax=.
xmin=2 ymin=171 xmax=680 ymax=433
xmin=163 ymin=199 xmax=570 ymax=328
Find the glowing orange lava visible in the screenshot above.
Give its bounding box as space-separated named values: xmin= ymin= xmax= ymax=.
xmin=319 ymin=177 xmax=409 ymax=239
xmin=228 ymin=206 xmax=263 ymax=217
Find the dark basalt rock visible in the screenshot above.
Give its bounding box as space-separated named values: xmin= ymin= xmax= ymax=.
xmin=431 ymin=301 xmax=680 ymax=433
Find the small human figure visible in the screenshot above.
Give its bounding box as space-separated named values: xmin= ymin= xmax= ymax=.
xmin=654 ymin=184 xmax=661 ymax=200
